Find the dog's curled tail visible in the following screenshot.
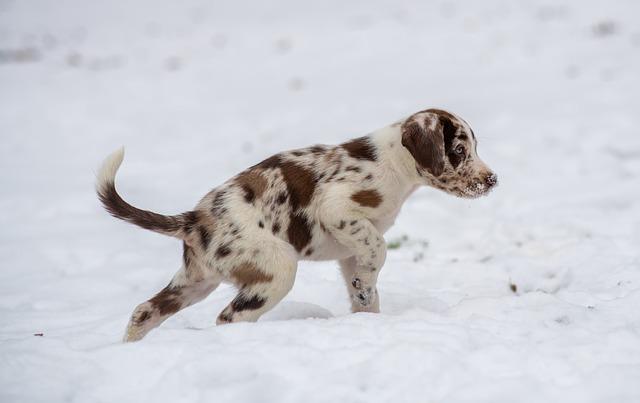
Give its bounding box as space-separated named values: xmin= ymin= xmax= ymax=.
xmin=96 ymin=148 xmax=196 ymax=240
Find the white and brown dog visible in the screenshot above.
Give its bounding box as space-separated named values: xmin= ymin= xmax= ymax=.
xmin=97 ymin=108 xmax=497 ymax=342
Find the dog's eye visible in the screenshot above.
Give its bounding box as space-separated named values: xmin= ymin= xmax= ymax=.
xmin=454 ymin=145 xmax=465 ymax=155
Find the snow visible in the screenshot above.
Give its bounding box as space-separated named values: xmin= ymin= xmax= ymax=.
xmin=1 ymin=0 xmax=640 ymax=402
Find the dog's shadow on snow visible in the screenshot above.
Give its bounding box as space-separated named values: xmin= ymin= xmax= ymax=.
xmin=260 ymin=301 xmax=334 ymax=321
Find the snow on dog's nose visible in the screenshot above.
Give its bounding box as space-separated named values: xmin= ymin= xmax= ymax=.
xmin=485 ymin=172 xmax=498 ymax=188
xmin=465 ymin=172 xmax=498 ymax=198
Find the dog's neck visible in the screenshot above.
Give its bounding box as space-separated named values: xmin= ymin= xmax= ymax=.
xmin=369 ymin=124 xmax=423 ymax=189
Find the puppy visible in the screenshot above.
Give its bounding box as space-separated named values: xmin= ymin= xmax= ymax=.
xmin=96 ymin=108 xmax=497 ymax=342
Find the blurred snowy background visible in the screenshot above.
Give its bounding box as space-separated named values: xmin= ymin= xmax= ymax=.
xmin=1 ymin=0 xmax=640 ymax=402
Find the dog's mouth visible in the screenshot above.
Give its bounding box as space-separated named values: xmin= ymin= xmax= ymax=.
xmin=459 ymin=179 xmax=497 ymax=199
xmin=429 ymin=171 xmax=498 ymax=199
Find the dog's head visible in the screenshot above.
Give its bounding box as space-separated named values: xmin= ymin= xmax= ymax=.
xmin=401 ymin=108 xmax=497 ymax=198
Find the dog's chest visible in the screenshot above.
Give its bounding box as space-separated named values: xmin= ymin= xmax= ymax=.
xmin=305 ymin=187 xmax=415 ymax=262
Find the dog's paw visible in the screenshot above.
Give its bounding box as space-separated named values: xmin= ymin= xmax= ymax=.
xmin=352 ymin=286 xmax=374 ymax=307
xmin=123 ymin=324 xmax=146 ymax=343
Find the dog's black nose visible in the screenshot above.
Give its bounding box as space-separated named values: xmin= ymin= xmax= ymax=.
xmin=485 ymin=173 xmax=498 ymax=187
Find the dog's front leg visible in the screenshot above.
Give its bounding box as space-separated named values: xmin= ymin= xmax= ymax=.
xmin=320 ymin=200 xmax=386 ymax=312
xmin=331 ymin=216 xmax=385 ymax=311
xmin=339 ymin=256 xmax=381 ymax=313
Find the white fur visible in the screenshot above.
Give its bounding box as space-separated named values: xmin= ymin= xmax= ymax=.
xmin=96 ymin=146 xmax=125 ymax=191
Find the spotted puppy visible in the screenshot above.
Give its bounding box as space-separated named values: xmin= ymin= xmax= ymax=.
xmin=97 ymin=108 xmax=497 ymax=342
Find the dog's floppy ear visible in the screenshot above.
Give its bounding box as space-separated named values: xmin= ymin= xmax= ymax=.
xmin=401 ymin=116 xmax=445 ymax=177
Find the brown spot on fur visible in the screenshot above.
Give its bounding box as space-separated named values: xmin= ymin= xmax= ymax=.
xmin=216 ymin=244 xmax=231 ymax=258
xmin=232 ymin=262 xmax=274 ymax=286
xmin=276 ymin=192 xmax=287 ymax=205
xmin=236 ymin=170 xmax=267 ymax=203
xmin=309 ymin=145 xmax=326 ymax=154
xmin=338 ymin=220 xmax=346 ymax=230
xmin=217 ymin=311 xmax=233 ymax=323
xmin=326 ymin=167 xmax=341 ymax=182
xmin=272 ymin=222 xmax=281 ymax=234
xmin=149 ymin=287 xmax=181 ymax=315
xmin=279 ymin=161 xmax=316 ymax=210
xmin=351 ymin=189 xmax=382 ymax=208
xmin=182 ymin=211 xmax=199 ymax=234
xmin=341 ymin=137 xmax=377 ymax=161
xmin=345 ymin=166 xmax=362 ymax=173
xmin=441 ymin=116 xmax=464 ymax=169
xmin=211 ymin=191 xmax=227 ymax=216
xmin=231 ymin=294 xmax=266 ymax=312
xmin=287 ymin=212 xmax=313 ymax=252
xmin=198 ymin=226 xmax=211 ymax=249
xmin=305 ymin=248 xmax=314 ymax=256
xmin=441 ymin=116 xmax=458 ymax=149
xmin=241 ymin=185 xmax=254 ymax=203
xmin=401 ymin=117 xmax=445 ymax=177
xmin=135 ymin=310 xmax=151 ymax=323
xmin=448 ymin=152 xmax=463 ymax=169
xmin=255 ymin=154 xmax=282 ymax=169
xmin=255 ymin=155 xmax=316 ymax=209
xmin=421 ymin=109 xmax=467 ymax=170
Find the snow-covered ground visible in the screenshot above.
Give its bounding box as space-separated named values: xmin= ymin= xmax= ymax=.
xmin=2 ymin=0 xmax=640 ymax=402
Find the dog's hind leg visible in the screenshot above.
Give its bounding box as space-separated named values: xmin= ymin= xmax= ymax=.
xmin=123 ymin=274 xmax=221 ymax=342
xmin=123 ymin=244 xmax=221 ymax=342
xmin=216 ymin=246 xmax=297 ymax=325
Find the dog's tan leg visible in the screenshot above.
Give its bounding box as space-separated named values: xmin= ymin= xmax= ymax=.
xmin=123 ymin=271 xmax=221 ymax=342
xmin=339 ymin=256 xmax=380 ymax=313
xmin=216 ymin=250 xmax=297 ymax=325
